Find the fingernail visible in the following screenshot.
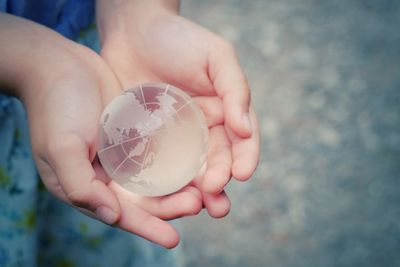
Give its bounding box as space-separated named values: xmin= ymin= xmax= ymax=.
xmin=243 ymin=113 xmax=253 ymax=134
xmin=96 ymin=206 xmax=118 ymax=225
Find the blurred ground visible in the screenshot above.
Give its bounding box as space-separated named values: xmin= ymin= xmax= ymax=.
xmin=179 ymin=1 xmax=400 ymax=266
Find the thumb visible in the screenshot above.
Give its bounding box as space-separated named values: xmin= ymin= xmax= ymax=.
xmin=48 ymin=134 xmax=121 ymax=225
xmin=209 ymin=41 xmax=252 ymax=138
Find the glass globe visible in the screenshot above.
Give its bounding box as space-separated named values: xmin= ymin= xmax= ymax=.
xmin=97 ymin=83 xmax=208 ymax=196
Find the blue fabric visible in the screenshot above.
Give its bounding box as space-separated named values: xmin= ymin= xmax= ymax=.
xmin=1 ymin=0 xmax=94 ymax=39
xmin=0 ymin=1 xmax=183 ymax=266
xmin=0 ymin=96 xmax=38 ymax=267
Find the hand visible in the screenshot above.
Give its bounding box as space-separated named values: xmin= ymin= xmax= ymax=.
xmin=97 ymin=0 xmax=260 ymax=217
xmin=1 ymin=13 xmax=201 ymax=248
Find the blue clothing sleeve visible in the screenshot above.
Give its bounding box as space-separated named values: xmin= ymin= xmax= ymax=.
xmin=0 ymin=0 xmax=94 ymax=39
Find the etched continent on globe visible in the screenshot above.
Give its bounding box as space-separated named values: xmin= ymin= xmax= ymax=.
xmin=97 ymin=83 xmax=208 ymax=196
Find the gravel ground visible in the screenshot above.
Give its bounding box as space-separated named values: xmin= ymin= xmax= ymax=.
xmin=179 ymin=1 xmax=400 ymax=266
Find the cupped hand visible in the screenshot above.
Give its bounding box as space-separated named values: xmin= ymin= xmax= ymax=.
xmin=97 ymin=1 xmax=260 ymax=218
xmin=12 ymin=15 xmax=201 ymax=248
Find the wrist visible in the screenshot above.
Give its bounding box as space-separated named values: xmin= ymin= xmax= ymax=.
xmin=0 ymin=13 xmax=95 ymax=106
xmin=0 ymin=14 xmax=66 ymax=97
xmin=0 ymin=13 xmax=38 ymax=96
xmin=96 ymin=0 xmax=180 ymax=45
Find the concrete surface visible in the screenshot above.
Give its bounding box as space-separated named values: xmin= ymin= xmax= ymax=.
xmin=179 ymin=1 xmax=400 ymax=266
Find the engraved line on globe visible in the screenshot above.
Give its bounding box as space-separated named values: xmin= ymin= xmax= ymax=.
xmin=120 ymin=139 xmax=145 ymax=167
xmin=98 ymin=135 xmax=143 ymax=154
xmin=172 ymin=100 xmax=197 ymax=125
xmin=111 ymin=156 xmax=130 ymax=176
xmin=162 ymin=99 xmax=193 ymax=118
xmin=138 ymin=138 xmax=152 ymax=175
xmin=139 ymin=84 xmax=147 ymax=111
xmin=126 ymin=156 xmax=144 ymax=167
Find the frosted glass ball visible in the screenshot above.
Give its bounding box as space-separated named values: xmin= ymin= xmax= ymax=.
xmin=97 ymin=83 xmax=208 ymax=196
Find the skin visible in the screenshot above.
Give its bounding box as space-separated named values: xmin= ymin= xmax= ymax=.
xmin=0 ymin=0 xmax=260 ymax=249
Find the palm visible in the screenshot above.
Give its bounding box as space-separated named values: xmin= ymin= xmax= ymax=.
xmin=100 ymin=14 xmax=260 ymax=217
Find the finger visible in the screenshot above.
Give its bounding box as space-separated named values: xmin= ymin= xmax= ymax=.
xmin=209 ymin=41 xmax=252 ymax=138
xmin=35 ymin=156 xmax=69 ymax=201
xmin=36 ymin=158 xmax=107 ymax=221
xmin=227 ymin=107 xmax=260 ymax=181
xmin=123 ymin=186 xmax=203 ymax=220
xmin=193 ymin=96 xmax=224 ymax=128
xmin=109 ymin=182 xmax=180 ymax=249
xmin=48 ymin=134 xmax=121 ymax=225
xmin=203 ymin=191 xmax=231 ymax=218
xmin=92 ymin=156 xmax=113 ymax=184
xmin=202 ymin=125 xmax=232 ymax=194
xmin=73 ymin=203 xmax=178 ymax=250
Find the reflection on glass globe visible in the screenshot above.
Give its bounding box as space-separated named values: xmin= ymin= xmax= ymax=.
xmin=97 ymin=83 xmax=208 ymax=196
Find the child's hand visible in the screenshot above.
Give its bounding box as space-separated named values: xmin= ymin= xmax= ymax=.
xmin=1 ymin=13 xmax=202 ymax=248
xmin=97 ymin=0 xmax=260 ymax=217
